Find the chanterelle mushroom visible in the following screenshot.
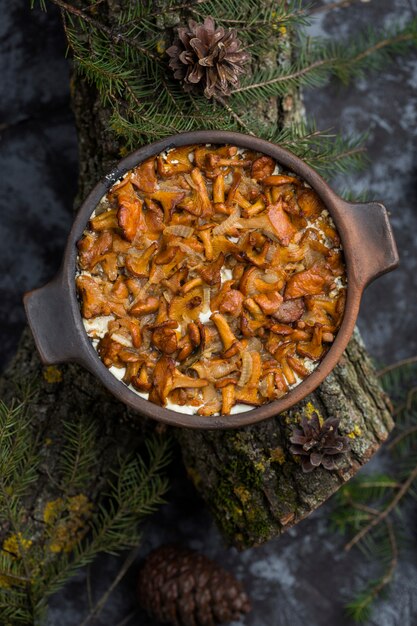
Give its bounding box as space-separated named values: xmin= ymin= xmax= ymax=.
xmin=77 ymin=144 xmax=347 ymax=415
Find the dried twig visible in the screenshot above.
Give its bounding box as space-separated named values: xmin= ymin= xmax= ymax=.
xmin=377 ymin=355 xmax=417 ymax=378
xmin=213 ymin=94 xmax=255 ymax=134
xmin=387 ymin=424 xmax=417 ymax=451
xmin=345 ymin=461 xmax=417 ymax=551
xmin=79 ymin=549 xmax=139 ymax=626
xmin=115 ymin=610 xmax=138 ymax=626
xmin=309 ymin=0 xmax=369 ymax=15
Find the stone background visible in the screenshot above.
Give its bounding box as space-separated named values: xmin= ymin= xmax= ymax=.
xmin=0 ymin=0 xmax=416 ymax=624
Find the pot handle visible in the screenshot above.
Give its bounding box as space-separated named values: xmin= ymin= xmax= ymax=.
xmin=338 ymin=200 xmax=399 ymax=288
xmin=24 ymin=273 xmax=85 ymax=366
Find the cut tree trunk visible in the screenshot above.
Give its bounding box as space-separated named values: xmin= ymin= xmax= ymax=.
xmin=2 ymin=1 xmax=394 ymax=550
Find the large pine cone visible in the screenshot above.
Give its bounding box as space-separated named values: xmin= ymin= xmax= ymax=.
xmin=166 ymin=16 xmax=250 ymax=99
xmin=137 ymin=544 xmax=251 ymax=626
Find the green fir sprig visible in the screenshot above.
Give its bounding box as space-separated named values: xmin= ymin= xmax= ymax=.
xmin=331 ymin=357 xmax=417 ymax=622
xmin=32 ymin=0 xmax=417 ymax=178
xmin=0 ymin=383 xmax=171 ymax=626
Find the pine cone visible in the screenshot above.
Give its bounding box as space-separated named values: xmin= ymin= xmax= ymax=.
xmin=137 ymin=544 xmax=251 ymax=626
xmin=166 ymin=17 xmax=250 ymax=98
xmin=289 ymin=413 xmax=350 ymax=473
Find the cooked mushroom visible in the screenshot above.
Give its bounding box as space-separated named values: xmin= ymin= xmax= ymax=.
xmin=114 ymin=181 xmax=146 ymax=242
xmin=131 ymin=158 xmax=158 ymax=193
xmin=77 ymin=143 xmax=347 ymax=415
xmin=77 ymin=231 xmax=113 ymax=270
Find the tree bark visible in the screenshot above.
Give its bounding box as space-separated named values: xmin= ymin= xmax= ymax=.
xmin=178 ymin=331 xmax=393 ymax=548
xmin=1 ymin=1 xmax=394 ymax=550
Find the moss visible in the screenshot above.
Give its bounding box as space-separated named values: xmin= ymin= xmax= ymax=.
xmin=233 ymin=485 xmax=251 ymax=504
xmin=270 ymin=446 xmax=286 ymax=464
xmin=214 ymin=486 xmax=274 ymax=548
xmin=208 ymin=448 xmax=277 ymax=546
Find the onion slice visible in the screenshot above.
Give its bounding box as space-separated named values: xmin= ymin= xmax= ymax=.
xmin=110 ymin=333 xmax=133 ymax=348
xmin=212 ymin=208 xmax=240 ymax=236
xmin=164 ymin=225 xmax=194 ymax=238
xmin=238 ymin=351 xmax=253 ymax=388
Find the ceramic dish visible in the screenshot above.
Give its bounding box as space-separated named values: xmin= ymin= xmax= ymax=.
xmin=24 ymin=130 xmax=399 ymax=429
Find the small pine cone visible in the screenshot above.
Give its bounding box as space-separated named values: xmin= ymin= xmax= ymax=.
xmin=289 ymin=413 xmax=350 ymax=473
xmin=166 ymin=16 xmax=250 ymax=99
xmin=137 ymin=544 xmax=251 ymax=626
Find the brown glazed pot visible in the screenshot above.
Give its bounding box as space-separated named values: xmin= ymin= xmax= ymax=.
xmin=24 ymin=131 xmax=399 ymax=429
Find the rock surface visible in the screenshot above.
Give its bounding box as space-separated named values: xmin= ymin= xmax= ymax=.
xmin=0 ymin=0 xmax=416 ymax=625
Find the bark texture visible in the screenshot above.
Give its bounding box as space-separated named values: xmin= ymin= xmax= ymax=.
xmin=1 ymin=1 xmax=394 ymax=549
xmin=177 ymin=331 xmax=393 ymax=548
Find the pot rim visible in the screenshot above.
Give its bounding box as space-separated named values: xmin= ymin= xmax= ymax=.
xmin=63 ymin=130 xmax=363 ymax=429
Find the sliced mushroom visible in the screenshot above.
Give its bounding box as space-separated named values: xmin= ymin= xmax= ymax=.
xmin=285 ymin=267 xmax=327 ymax=299
xmin=77 ymin=231 xmax=113 ymax=270
xmin=131 ymin=158 xmax=158 ymax=193
xmin=157 ymin=146 xmax=194 ymax=178
xmin=125 ymin=242 xmax=158 ymax=278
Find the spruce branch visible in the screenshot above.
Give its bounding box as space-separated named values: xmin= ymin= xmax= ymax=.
xmin=345 ymin=520 xmax=398 ymax=623
xmin=36 ymin=436 xmax=171 ymax=606
xmin=330 ymin=356 xmax=417 ymax=621
xmin=345 ymin=449 xmax=417 ymax=552
xmin=231 ymin=19 xmax=417 ymax=103
xmin=0 ymin=381 xmax=172 ymax=625
xmin=48 ymin=0 xmax=160 ymax=61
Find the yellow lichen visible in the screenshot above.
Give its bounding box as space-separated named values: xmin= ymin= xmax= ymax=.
xmin=347 ymin=425 xmax=362 ymax=439
xmin=49 ymin=525 xmax=75 ymax=554
xmin=234 ymin=485 xmax=251 ymax=504
xmin=270 ymin=446 xmax=286 ymax=464
xmin=156 ymin=39 xmax=165 ymax=55
xmin=254 ymin=460 xmax=266 ymax=473
xmin=303 ymin=401 xmax=324 ymax=425
xmin=43 ymin=498 xmax=64 ymax=525
xmin=68 ymin=494 xmax=93 ymax=515
xmin=46 ymin=494 xmax=93 ymax=553
xmin=43 ymin=365 xmax=63 ymax=383
xmin=2 ymin=533 xmax=32 ymax=558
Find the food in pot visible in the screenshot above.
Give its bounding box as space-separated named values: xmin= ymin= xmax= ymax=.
xmin=76 ymin=144 xmax=346 ymax=416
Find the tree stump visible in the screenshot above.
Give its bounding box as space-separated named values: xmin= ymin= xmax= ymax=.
xmin=2 ymin=0 xmax=394 ymax=551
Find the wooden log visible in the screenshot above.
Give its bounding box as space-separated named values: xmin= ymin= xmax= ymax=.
xmin=177 ymin=332 xmax=393 ymax=548
xmin=1 ymin=0 xmax=394 ymax=551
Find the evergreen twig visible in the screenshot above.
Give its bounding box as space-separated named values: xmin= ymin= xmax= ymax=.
xmin=79 ymin=548 xmax=139 ymax=626
xmin=345 ymin=520 xmax=398 ymax=623
xmin=344 ymin=461 xmax=417 ymax=552
xmin=48 ymin=0 xmax=160 ymax=61
xmin=34 ymin=0 xmax=417 ymax=176
xmin=331 ymin=356 xmax=417 ymax=621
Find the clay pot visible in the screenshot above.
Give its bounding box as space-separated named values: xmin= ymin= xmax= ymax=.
xmin=24 ymin=131 xmax=399 ymax=429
